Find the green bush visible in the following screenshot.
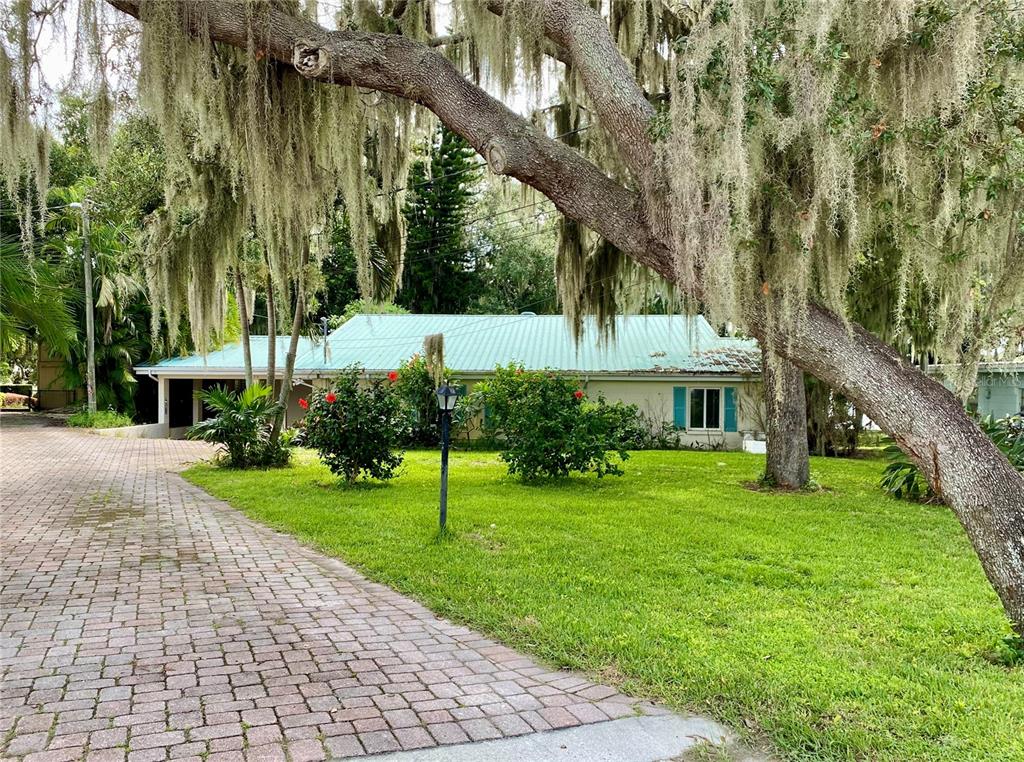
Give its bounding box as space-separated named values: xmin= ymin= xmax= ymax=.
xmin=982 ymin=414 xmax=1024 ymax=471
xmin=879 ymin=443 xmax=933 ymax=501
xmin=474 ymin=364 xmax=639 ymax=479
xmin=67 ymin=408 xmax=134 ymax=428
xmin=394 ymin=355 xmax=443 ymax=445
xmin=186 ymin=383 xmax=288 ymax=468
xmin=301 ymin=367 xmax=409 ymax=482
xmin=881 ymin=414 xmax=1024 ymax=501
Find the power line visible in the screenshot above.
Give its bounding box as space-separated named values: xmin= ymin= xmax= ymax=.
xmin=399 ymin=207 xmax=556 ymax=266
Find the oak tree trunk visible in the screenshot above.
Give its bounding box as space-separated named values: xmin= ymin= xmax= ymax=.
xmin=757 ymin=304 xmax=1024 ymax=636
xmin=762 ymin=347 xmax=810 ymax=489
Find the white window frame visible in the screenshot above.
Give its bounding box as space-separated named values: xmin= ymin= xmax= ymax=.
xmin=688 ymin=387 xmax=723 ymax=432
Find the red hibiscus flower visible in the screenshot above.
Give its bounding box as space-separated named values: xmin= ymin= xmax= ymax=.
xmin=574 ymin=390 xmax=584 ymax=399
xmin=298 ymin=398 xmax=309 ymax=410
xmin=387 ymin=370 xmax=399 ymax=382
xmin=325 ymin=392 xmax=337 ymax=404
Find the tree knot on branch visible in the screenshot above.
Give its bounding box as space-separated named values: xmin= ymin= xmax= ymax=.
xmin=293 ymin=40 xmax=329 ymax=78
xmin=484 ymin=138 xmax=510 ymax=175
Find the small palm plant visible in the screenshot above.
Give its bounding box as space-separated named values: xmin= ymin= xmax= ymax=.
xmin=186 ymin=383 xmax=288 ymax=468
xmin=881 ymin=414 xmax=1023 ymax=502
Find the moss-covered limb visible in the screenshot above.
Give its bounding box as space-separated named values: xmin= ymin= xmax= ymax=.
xmin=483 ymin=0 xmax=659 ymax=190
xmin=104 ymin=0 xmax=670 ymax=278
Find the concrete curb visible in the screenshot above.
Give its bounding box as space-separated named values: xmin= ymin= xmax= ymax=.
xmin=363 ymin=714 xmax=771 ymax=762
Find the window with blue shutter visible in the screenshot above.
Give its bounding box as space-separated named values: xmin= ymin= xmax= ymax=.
xmin=672 ymin=386 xmax=687 ymax=429
xmin=724 ymin=386 xmax=738 ymax=432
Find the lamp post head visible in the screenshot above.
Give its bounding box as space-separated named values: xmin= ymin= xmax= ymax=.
xmin=435 ymin=383 xmax=461 ymax=413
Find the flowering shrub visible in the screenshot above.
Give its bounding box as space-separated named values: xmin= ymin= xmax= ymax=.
xmin=474 ymin=364 xmax=641 ymax=479
xmin=301 ymin=366 xmax=409 ymax=482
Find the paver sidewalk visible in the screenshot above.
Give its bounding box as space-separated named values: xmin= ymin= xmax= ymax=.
xmin=1 ymin=419 xmax=665 ymax=761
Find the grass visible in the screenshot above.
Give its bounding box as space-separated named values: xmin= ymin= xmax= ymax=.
xmin=67 ymin=408 xmax=134 ymax=428
xmin=184 ymin=449 xmax=1024 ymax=761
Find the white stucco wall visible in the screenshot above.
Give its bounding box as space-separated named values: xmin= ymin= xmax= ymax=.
xmin=155 ymin=373 xmax=765 ymax=450
xmin=584 ymin=379 xmax=763 ymax=450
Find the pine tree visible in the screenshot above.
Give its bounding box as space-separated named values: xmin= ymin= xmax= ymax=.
xmin=398 ymin=127 xmax=481 ymax=314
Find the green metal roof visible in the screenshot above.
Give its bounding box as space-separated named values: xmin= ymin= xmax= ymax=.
xmin=136 ymin=336 xmax=318 ymax=374
xmin=319 ymin=314 xmax=758 ymax=375
xmin=137 ymin=314 xmax=760 ymax=377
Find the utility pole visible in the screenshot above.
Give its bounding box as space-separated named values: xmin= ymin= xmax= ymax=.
xmin=71 ymin=200 xmax=97 ymax=413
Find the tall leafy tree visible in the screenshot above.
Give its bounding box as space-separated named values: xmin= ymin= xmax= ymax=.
xmin=470 ymin=190 xmax=559 ymax=315
xmin=398 ymin=127 xmax=482 ymax=313
xmin=0 ymin=235 xmax=76 ymax=361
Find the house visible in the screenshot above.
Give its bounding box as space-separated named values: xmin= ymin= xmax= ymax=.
xmin=930 ymin=361 xmax=1024 ymax=420
xmin=134 ymin=336 xmax=320 ymax=437
xmin=135 ymin=313 xmax=766 ymax=448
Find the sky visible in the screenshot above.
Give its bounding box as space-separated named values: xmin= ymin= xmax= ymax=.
xmin=30 ymin=0 xmax=557 ymax=126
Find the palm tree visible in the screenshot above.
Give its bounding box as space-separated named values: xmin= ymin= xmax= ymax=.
xmin=186 ymin=383 xmax=285 ymax=467
xmin=0 ymin=235 xmax=76 ymax=359
xmin=44 ymin=185 xmax=148 ymax=413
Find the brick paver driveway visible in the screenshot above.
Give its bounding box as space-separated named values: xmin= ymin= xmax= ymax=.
xmin=1 ymin=419 xmax=656 ymax=761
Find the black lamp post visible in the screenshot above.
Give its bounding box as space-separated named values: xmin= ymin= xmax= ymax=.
xmin=435 ymin=382 xmax=462 ymax=531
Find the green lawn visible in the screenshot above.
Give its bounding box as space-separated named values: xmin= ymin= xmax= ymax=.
xmin=184 ymin=449 xmax=1023 ymax=761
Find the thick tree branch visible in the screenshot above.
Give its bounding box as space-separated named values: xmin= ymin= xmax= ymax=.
xmin=106 ymin=0 xmax=671 ymax=278
xmin=748 ymin=300 xmax=1024 ymax=633
xmin=485 ymin=0 xmax=658 ymax=190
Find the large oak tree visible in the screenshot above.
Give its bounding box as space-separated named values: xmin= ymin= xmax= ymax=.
xmin=3 ymin=0 xmax=1022 ymax=635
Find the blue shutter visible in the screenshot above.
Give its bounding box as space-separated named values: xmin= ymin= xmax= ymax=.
xmin=673 ymin=386 xmax=687 ymax=429
xmin=723 ymin=387 xmax=738 ymax=432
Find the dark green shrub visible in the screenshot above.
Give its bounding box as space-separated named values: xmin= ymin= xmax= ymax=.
xmin=186 ymin=383 xmax=288 ymax=468
xmin=596 ymin=400 xmax=650 ymax=449
xmin=393 ymin=355 xmax=452 ymax=446
xmin=302 ymin=367 xmax=409 ymax=482
xmin=880 ymin=444 xmax=933 ymax=501
xmin=881 ymin=414 xmax=1023 ymax=501
xmin=982 ymin=414 xmax=1024 ymax=472
xmin=392 ymin=355 xmax=477 ymax=446
xmin=393 ymin=355 xmax=437 ymax=445
xmin=474 ymin=364 xmax=639 ymax=479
